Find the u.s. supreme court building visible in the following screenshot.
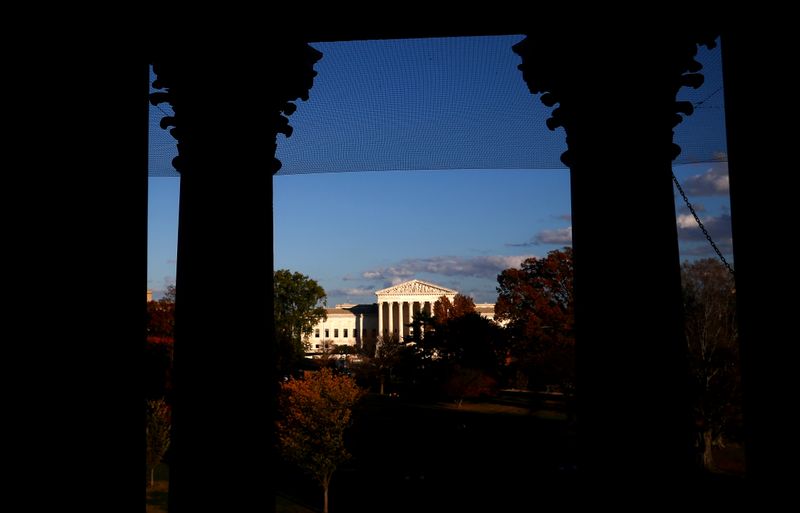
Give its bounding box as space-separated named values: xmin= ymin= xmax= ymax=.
xmin=304 ymin=279 xmax=497 ymax=351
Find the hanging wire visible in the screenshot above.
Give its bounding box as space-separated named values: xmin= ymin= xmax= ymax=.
xmin=672 ymin=173 xmax=735 ymax=276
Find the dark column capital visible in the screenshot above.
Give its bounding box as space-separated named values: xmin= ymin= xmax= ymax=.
xmin=512 ymin=30 xmax=718 ymax=167
xmin=150 ymin=40 xmax=322 ymax=175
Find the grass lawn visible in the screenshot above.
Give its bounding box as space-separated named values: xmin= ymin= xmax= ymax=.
xmin=276 ymin=493 xmax=319 ymax=513
xmin=145 ymin=464 xmax=169 ymax=513
xmin=146 ymin=463 xmax=321 ymax=513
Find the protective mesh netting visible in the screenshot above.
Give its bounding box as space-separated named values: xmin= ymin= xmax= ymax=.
xmin=148 ymin=35 xmax=726 ymax=177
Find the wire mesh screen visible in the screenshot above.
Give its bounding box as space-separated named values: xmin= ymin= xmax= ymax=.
xmin=148 ymin=35 xmax=726 ymax=177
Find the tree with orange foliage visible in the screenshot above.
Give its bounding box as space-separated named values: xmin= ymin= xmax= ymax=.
xmin=277 ymin=368 xmax=363 ymax=513
xmin=146 ymin=284 xmax=175 ymax=400
xmin=444 ymin=365 xmax=497 ymax=407
xmin=495 ymin=247 xmax=575 ymax=390
xmin=146 ymin=397 xmax=171 ymax=488
xmin=432 ymin=293 xmax=476 ymax=325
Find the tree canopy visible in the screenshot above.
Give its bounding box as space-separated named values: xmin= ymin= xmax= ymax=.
xmin=432 ymin=293 xmax=476 ymax=324
xmin=274 ymin=269 xmax=327 ymax=376
xmin=277 ymin=368 xmax=363 ymax=513
xmin=146 ymin=284 xmax=175 ymax=340
xmin=146 ymin=397 xmax=171 ymax=488
xmin=681 ymin=258 xmax=740 ymax=470
xmin=146 ymin=285 xmax=175 ymax=400
xmin=495 ymin=247 xmax=574 ymax=390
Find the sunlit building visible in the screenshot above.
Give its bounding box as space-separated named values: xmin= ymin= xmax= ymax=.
xmin=303 ymin=279 xmax=498 ymax=352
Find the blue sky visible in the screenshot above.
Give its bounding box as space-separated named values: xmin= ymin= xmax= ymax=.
xmin=148 ymin=36 xmax=731 ymax=303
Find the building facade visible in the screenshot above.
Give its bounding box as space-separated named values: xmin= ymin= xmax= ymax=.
xmin=304 ymin=279 xmax=497 ymax=352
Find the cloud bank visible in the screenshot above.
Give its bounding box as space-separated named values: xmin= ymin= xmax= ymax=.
xmin=361 ymin=255 xmax=536 ymax=282
xmin=676 ymin=213 xmax=732 ymax=241
xmin=681 ymin=166 xmax=729 ymax=196
xmin=507 ymin=226 xmax=572 ymax=247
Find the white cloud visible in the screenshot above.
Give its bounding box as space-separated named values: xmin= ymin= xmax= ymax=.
xmin=329 ymin=287 xmax=374 ymax=297
xmin=676 ymin=214 xmax=697 ymax=229
xmin=362 ymin=254 xmax=537 ymax=281
xmin=677 ymin=213 xmax=732 ymax=241
xmin=507 ymin=226 xmax=572 ymax=247
xmin=534 ymin=226 xmax=572 ymax=245
xmin=681 ymin=166 xmax=729 ymax=196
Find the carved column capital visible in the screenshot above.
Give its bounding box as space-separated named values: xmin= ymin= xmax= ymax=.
xmin=512 ymin=30 xmax=719 ymax=167
xmin=150 ymin=40 xmax=322 ymax=176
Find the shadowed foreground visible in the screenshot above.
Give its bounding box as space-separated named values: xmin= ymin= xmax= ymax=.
xmin=276 ymin=392 xmax=576 ymax=512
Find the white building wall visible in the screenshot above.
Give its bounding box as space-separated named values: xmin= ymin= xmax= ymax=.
xmin=304 ymin=310 xmax=379 ymax=350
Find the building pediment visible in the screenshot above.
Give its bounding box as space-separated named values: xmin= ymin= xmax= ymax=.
xmin=375 ymin=279 xmax=457 ymax=297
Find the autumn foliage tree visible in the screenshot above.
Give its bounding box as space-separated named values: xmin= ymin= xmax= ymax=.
xmin=444 ymin=365 xmax=497 ymax=407
xmin=495 ymin=247 xmax=575 ymax=390
xmin=429 ymin=294 xmax=503 ymax=401
xmin=146 ymin=397 xmax=171 ymax=488
xmin=274 ymin=269 xmax=327 ymax=377
xmin=146 ymin=283 xmax=176 ymax=340
xmin=277 ymin=369 xmax=363 ymax=513
xmin=146 ymin=285 xmax=175 ymax=400
xmin=681 ymin=258 xmax=740 ymax=471
xmin=432 ymin=293 xmax=476 ymax=324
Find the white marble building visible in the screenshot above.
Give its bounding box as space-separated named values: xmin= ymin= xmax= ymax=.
xmin=304 ymin=279 xmax=497 ymax=351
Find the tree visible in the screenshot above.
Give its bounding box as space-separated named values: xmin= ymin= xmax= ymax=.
xmin=495 ymin=247 xmax=575 ymax=390
xmin=424 ymin=295 xmax=506 ymax=402
xmin=146 ymin=398 xmax=171 ymax=488
xmin=432 ymin=293 xmax=476 ymax=325
xmin=146 ymin=289 xmax=175 ymax=339
xmin=315 ymin=340 xmax=338 ymax=368
xmin=162 ymin=283 xmax=176 ymax=303
xmin=408 ymin=308 xmax=434 ymax=345
xmin=443 ymin=365 xmax=497 ymax=407
xmin=681 ymin=259 xmax=740 ymax=471
xmin=277 ymin=369 xmax=363 ymax=513
xmin=274 ymin=269 xmax=327 ymax=377
xmin=146 ymin=287 xmax=175 ymax=400
xmin=373 ymin=332 xmax=402 ymax=395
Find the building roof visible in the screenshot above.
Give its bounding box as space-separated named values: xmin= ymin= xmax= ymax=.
xmin=375 ymin=279 xmax=458 ymax=297
xmin=324 ymin=304 xmax=378 ymax=316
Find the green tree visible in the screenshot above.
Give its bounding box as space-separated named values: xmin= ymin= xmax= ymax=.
xmin=146 ymin=398 xmax=171 ymax=488
xmin=274 ymin=269 xmax=327 ymax=376
xmin=681 ymin=258 xmax=740 ymax=471
xmin=495 ymin=247 xmax=575 ymax=390
xmin=277 ymin=369 xmax=363 ymax=513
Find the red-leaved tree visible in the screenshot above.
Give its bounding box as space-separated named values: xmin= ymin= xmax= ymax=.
xmin=277 ymin=368 xmax=363 ymax=513
xmin=495 ymin=247 xmax=575 ymax=390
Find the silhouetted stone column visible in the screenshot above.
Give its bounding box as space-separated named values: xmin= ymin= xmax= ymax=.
xmin=152 ymin=39 xmax=321 ymax=513
xmin=721 ymin=29 xmax=793 ymax=489
xmin=514 ymin=29 xmax=717 ymax=489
